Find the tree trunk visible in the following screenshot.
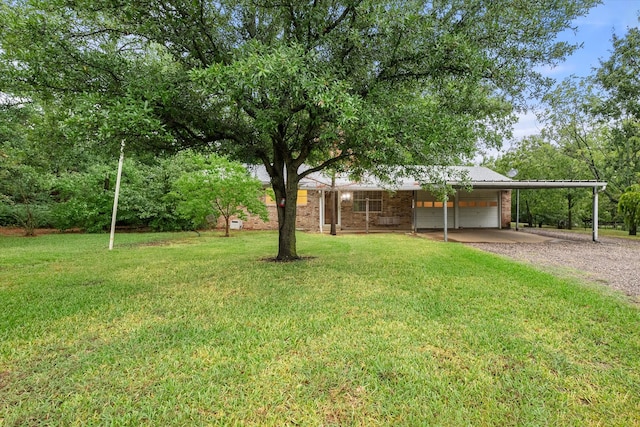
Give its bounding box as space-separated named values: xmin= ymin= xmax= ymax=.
xmin=224 ymin=217 xmax=230 ymax=237
xmin=272 ymin=163 xmax=300 ymax=261
xmin=630 ymin=224 xmax=637 ymax=236
xmin=567 ymin=193 xmax=573 ymax=230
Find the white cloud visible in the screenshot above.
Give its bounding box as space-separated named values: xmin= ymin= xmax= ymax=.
xmin=534 ymin=63 xmax=574 ymax=77
xmin=576 ymin=2 xmax=638 ymax=31
xmin=511 ymin=111 xmax=541 ymax=140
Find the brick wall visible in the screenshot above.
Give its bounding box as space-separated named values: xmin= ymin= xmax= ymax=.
xmin=219 ymin=190 xmax=321 ymax=231
xmin=340 ymin=191 xmax=413 ymax=231
xmin=216 ymin=188 xmax=511 ymax=231
xmin=501 ymin=190 xmax=512 ymax=228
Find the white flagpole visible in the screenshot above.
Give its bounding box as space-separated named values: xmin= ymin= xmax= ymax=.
xmin=109 ymin=140 xmax=125 ymax=250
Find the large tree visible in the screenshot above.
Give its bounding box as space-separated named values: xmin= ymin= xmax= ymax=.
xmin=539 ymin=24 xmax=640 ymax=208
xmin=593 ymin=26 xmax=640 ymax=197
xmin=0 ymin=0 xmax=598 ymax=259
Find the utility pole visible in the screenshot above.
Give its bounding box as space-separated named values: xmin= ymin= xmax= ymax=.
xmin=109 ymin=140 xmax=125 ymax=250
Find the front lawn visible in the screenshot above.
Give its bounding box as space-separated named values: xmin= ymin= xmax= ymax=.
xmin=1 ymin=231 xmax=638 ymax=425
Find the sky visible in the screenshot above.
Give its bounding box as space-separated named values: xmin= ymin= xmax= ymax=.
xmin=506 ymin=0 xmax=640 ymax=150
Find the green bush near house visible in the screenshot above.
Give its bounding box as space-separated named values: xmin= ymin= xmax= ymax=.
xmin=1 ymin=232 xmax=638 ymax=425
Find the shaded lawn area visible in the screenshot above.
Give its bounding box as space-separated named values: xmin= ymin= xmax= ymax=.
xmin=0 ymin=231 xmax=638 ymax=426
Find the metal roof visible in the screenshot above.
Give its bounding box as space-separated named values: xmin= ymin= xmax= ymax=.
xmin=247 ymin=165 xmax=606 ymax=191
xmin=465 ymin=180 xmax=607 ymax=190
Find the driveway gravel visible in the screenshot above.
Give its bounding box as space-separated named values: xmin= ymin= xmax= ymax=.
xmin=466 ymin=228 xmax=640 ymax=302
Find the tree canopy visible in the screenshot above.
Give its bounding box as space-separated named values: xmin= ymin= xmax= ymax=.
xmin=0 ymin=0 xmax=599 ymax=258
xmin=172 ymin=152 xmax=268 ymax=236
xmin=488 ymin=135 xmax=594 ymax=228
xmin=618 ymin=184 xmax=640 ymax=236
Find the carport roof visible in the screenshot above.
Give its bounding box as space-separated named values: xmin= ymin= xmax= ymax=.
xmin=457 ymin=180 xmax=607 ymax=190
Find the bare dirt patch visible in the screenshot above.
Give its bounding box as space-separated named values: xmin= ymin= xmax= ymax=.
xmin=0 ymin=227 xmax=70 ymax=237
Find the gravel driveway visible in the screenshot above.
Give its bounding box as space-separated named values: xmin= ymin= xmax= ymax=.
xmin=467 ymin=228 xmax=640 ymax=302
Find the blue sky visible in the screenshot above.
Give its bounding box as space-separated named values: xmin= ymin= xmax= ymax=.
xmin=509 ymin=0 xmax=640 ymax=142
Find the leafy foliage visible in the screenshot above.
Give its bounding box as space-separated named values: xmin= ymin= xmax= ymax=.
xmin=172 ymin=152 xmax=268 ymax=236
xmin=51 ymin=157 xmax=203 ymax=233
xmin=0 ymin=0 xmax=599 ymax=258
xmin=0 ymin=103 xmax=54 ymax=234
xmin=538 ymin=27 xmax=640 ymax=206
xmin=618 ymin=184 xmax=640 ymax=235
xmin=489 ymin=135 xmax=593 ymax=227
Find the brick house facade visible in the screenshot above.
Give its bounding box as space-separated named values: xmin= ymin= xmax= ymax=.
xmin=230 ymin=187 xmax=512 ymax=232
xmin=213 ymin=165 xmax=607 ymax=237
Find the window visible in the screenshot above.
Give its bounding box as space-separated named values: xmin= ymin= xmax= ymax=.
xmin=265 ymin=189 xmax=308 ymax=206
xmin=353 ymin=191 xmax=382 ymax=212
xmin=459 ymin=200 xmax=498 ymax=208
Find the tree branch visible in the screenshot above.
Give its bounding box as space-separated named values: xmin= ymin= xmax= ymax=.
xmin=298 ymin=152 xmax=353 ymax=179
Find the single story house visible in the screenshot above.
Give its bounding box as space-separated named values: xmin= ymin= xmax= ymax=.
xmin=236 ymin=165 xmax=607 ymax=241
xmin=241 ymin=165 xmax=513 ymax=233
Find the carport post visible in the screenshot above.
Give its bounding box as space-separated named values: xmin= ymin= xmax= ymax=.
xmin=443 ymin=194 xmax=448 ymax=242
xmin=365 ymin=198 xmax=369 ymax=234
xmin=593 ymin=186 xmax=599 ymax=242
xmin=515 ymin=189 xmax=520 ymax=231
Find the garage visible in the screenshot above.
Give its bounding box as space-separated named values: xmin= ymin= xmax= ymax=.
xmin=457 ymin=190 xmax=500 ymax=228
xmin=415 ymin=190 xmax=454 ymax=229
xmin=415 ymin=189 xmax=500 ymax=229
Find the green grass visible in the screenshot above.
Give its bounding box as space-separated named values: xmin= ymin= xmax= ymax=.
xmin=1 ymin=231 xmax=639 ymax=426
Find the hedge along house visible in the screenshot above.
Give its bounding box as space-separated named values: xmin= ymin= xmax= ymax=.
xmin=242 ymin=165 xmax=607 ymax=241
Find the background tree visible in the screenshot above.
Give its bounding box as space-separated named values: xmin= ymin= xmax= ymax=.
xmin=593 ymin=26 xmax=640 ymax=201
xmin=618 ymin=184 xmax=640 ymax=236
xmin=489 ymin=135 xmax=593 ymax=228
xmin=173 ymin=152 xmax=268 ymax=237
xmin=533 ymin=24 xmax=640 ymax=226
xmin=0 ymin=0 xmax=599 ymax=258
xmin=0 ymin=102 xmax=55 ymax=235
xmin=51 ymin=157 xmax=199 ymax=233
xmin=540 ymin=79 xmax=613 ymax=194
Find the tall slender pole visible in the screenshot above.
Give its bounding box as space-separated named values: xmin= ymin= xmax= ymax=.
xmin=109 ymin=141 xmax=125 ymax=250
xmin=593 ymin=186 xmax=599 ymax=242
xmin=365 ymin=198 xmax=369 ymax=234
xmin=319 ymin=193 xmax=323 ymax=233
xmin=330 ymin=174 xmax=336 ymax=235
xmin=515 ymin=189 xmax=520 ymax=231
xmin=443 ymin=194 xmax=448 ymax=242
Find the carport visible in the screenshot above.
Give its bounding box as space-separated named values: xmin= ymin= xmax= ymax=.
xmin=439 ymin=180 xmax=608 ymax=242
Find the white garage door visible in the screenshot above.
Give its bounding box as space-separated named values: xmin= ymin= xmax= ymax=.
xmin=415 ymin=191 xmax=454 ymax=229
xmin=458 ymin=190 xmax=499 ymax=228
